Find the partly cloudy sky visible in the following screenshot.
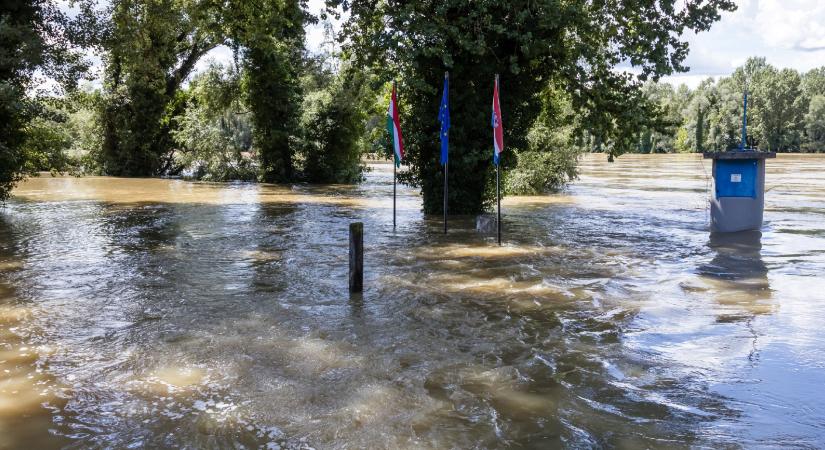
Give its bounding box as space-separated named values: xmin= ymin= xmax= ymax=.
xmin=659 ymin=0 xmax=825 ymax=87
xmin=76 ymin=0 xmax=825 ymax=90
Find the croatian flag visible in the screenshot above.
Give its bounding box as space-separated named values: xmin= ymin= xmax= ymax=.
xmin=387 ymin=84 xmax=405 ymax=167
xmin=492 ymin=76 xmax=504 ymax=165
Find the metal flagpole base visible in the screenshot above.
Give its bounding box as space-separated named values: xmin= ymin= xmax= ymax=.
xmin=444 ymin=162 xmax=448 ymax=234
xmin=496 ymin=164 xmax=501 ymax=245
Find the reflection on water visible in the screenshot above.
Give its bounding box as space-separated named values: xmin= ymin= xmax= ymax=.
xmin=1 ymin=154 xmax=825 ymax=448
xmin=699 ymin=231 xmax=772 ymax=320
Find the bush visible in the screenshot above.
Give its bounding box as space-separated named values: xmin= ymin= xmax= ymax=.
xmin=171 ymin=65 xmax=257 ymax=181
xmin=505 ymin=148 xmax=580 ymax=195
xmin=298 ymin=64 xmax=369 ymax=184
xmin=504 ymin=116 xmax=581 ymax=195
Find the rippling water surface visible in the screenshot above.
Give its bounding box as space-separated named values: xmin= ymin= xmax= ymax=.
xmin=1 ymin=154 xmax=824 ymax=448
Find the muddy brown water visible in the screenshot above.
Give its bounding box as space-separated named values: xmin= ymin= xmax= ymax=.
xmin=1 ymin=154 xmax=824 ymax=448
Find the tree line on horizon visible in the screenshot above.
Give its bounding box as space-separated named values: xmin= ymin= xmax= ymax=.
xmin=620 ymin=57 xmax=825 ymax=157
xmin=2 ymin=0 xmax=740 ymax=211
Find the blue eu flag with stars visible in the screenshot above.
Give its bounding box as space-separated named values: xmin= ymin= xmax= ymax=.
xmin=439 ymin=75 xmax=449 ymax=166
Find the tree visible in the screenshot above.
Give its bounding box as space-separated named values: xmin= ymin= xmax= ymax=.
xmin=224 ymin=0 xmax=308 ymax=183
xmin=683 ymin=79 xmax=716 ymax=153
xmin=1 ymin=0 xmax=87 ymax=201
xmin=505 ymin=83 xmax=581 ymax=194
xmin=98 ymin=0 xmax=224 ymax=176
xmin=801 ymin=68 xmax=825 ymax=99
xmin=597 ymin=79 xmax=675 ymax=161
xmin=97 ymin=0 xmax=314 ymax=181
xmin=695 ymin=105 xmax=705 ymax=153
xmin=636 ymin=81 xmax=683 ymax=153
xmin=804 ymin=95 xmax=825 ymax=152
xmin=172 ymin=64 xmax=255 ymax=180
xmin=300 ymin=62 xmax=371 ymax=183
xmin=688 ymin=75 xmax=744 ymax=152
xmin=580 ymin=60 xmax=825 ymax=155
xmin=752 ymin=67 xmax=805 ymax=151
xmin=333 ymin=0 xmax=736 ymax=214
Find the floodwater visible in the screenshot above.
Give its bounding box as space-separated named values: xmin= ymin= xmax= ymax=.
xmin=1 ymin=154 xmax=824 ymax=449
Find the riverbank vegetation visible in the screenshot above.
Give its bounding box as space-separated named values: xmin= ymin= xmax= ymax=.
xmin=3 ymin=0 xmax=738 ymax=210
xmin=616 ymin=57 xmax=825 ymax=158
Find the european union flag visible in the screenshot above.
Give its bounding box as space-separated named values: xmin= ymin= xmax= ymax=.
xmin=439 ymin=74 xmax=450 ymax=166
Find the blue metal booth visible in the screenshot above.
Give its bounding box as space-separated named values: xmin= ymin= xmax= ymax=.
xmin=702 ymin=90 xmax=776 ymax=233
xmin=703 ymin=150 xmax=775 ymax=232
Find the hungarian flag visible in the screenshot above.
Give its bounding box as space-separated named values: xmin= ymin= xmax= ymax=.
xmin=387 ymin=84 xmax=405 ymax=167
xmin=491 ymin=76 xmax=504 ymax=165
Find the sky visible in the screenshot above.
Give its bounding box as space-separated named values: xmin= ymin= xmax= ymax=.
xmin=59 ymin=0 xmax=825 ymax=91
xmin=658 ymin=0 xmax=825 ymax=87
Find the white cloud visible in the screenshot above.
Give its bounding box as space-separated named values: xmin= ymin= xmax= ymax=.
xmin=674 ymin=0 xmax=825 ymax=81
xmin=750 ymin=0 xmax=825 ymax=50
xmin=192 ymin=45 xmax=235 ymax=74
xmin=660 ymin=74 xmax=717 ymax=90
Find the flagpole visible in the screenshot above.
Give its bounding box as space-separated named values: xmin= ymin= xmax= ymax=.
xmin=496 ymin=161 xmax=501 ymax=246
xmin=495 ymin=74 xmax=501 ymax=246
xmin=392 ymin=80 xmax=397 ymax=230
xmin=444 ymin=161 xmax=448 ymax=234
xmin=393 ymin=159 xmax=397 ymax=230
xmin=443 ymin=71 xmax=449 ymax=234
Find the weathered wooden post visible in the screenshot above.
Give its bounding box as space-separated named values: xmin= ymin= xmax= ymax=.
xmin=349 ymin=222 xmax=363 ymax=293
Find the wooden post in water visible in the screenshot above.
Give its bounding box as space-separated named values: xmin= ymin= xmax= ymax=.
xmin=349 ymin=222 xmax=363 ymax=293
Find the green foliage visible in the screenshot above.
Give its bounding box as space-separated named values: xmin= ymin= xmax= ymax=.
xmin=98 ymin=0 xmax=224 ymax=177
xmin=704 ymin=79 xmax=742 ymax=151
xmin=633 ymin=82 xmax=684 ymax=154
xmin=334 ymin=0 xmax=735 ymax=213
xmin=695 ymin=105 xmax=705 ymax=153
xmin=228 ymin=0 xmax=307 ymax=183
xmin=674 ymin=128 xmax=690 ymax=153
xmin=755 ymin=68 xmax=806 ymax=151
xmin=804 ymin=96 xmax=825 ymax=152
xmin=172 ymin=64 xmax=256 ymax=181
xmin=505 ymin=148 xmax=579 ymax=195
xmin=611 ymin=57 xmax=825 ymax=155
xmin=725 ymin=59 xmax=807 ymax=151
xmin=65 ymin=88 xmax=106 ymax=171
xmin=20 ymin=109 xmax=72 ymax=173
xmin=299 ymin=63 xmax=370 ymax=183
xmin=0 ymin=85 xmax=30 ymax=201
xmin=506 ymin=85 xmax=580 ymax=194
xmin=96 ymin=0 xmax=315 ymax=181
xmin=801 ymin=68 xmax=825 ymax=99
xmin=10 ymin=91 xmax=103 ymax=179
xmin=1 ymin=0 xmax=87 ymax=201
xmin=243 ymin=44 xmax=303 ymax=183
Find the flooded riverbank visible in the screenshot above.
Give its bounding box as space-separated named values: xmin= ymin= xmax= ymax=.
xmin=2 ymin=154 xmax=824 ymax=448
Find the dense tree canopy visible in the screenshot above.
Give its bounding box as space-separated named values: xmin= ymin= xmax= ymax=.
xmin=330 ymin=0 xmax=736 ymax=213
xmin=613 ymin=58 xmax=825 ymax=155
xmin=227 ymin=0 xmax=308 ymax=183
xmin=99 ymin=0 xmax=226 ymax=176
xmin=1 ymin=0 xmax=88 ymax=201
